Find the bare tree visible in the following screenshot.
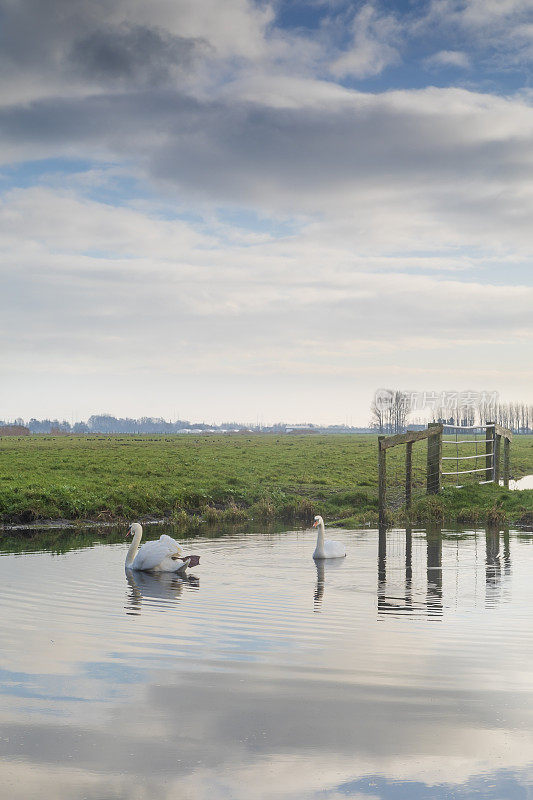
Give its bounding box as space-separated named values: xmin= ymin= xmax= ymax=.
xmin=371 ymin=389 xmax=409 ymax=433
xmin=370 ymin=398 xmax=385 ymax=433
xmin=392 ymin=390 xmax=409 ymax=433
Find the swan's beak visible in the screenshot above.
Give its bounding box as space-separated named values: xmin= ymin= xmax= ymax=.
xmin=125 ymin=527 xmax=132 ymax=538
xmin=312 ymin=520 xmax=319 ymax=528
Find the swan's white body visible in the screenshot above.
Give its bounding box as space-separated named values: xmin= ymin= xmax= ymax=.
xmin=312 ymin=515 xmax=346 ymax=559
xmin=125 ymin=523 xmax=196 ymax=572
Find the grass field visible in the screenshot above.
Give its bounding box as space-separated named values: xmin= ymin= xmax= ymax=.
xmin=0 ymin=433 xmax=532 ymax=528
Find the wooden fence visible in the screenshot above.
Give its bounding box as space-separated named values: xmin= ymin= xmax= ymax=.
xmin=378 ymin=422 xmax=512 ymax=526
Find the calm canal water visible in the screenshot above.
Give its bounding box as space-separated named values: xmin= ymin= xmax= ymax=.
xmin=0 ymin=525 xmax=532 ymax=799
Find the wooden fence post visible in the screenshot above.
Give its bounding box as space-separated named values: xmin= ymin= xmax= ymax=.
xmin=426 ymin=423 xmax=442 ymax=495
xmin=493 ymin=434 xmax=501 ymax=484
xmin=405 ymin=527 xmax=412 ymax=586
xmin=378 ymin=524 xmax=387 ymax=584
xmin=378 ymin=437 xmax=386 ymax=526
xmin=503 ymin=437 xmax=510 ymax=488
xmin=485 ymin=423 xmax=495 ymax=482
xmin=405 ymin=440 xmax=413 ymax=509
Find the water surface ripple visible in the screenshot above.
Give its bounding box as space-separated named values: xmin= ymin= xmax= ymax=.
xmin=0 ymin=526 xmax=532 ymax=799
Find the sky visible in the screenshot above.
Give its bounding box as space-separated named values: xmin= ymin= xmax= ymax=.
xmin=1 ymin=0 xmax=532 ymax=425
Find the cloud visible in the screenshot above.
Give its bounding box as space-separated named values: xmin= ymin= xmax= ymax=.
xmin=2 ymin=83 xmax=533 ymax=237
xmin=330 ymin=4 xmax=401 ymax=79
xmin=0 ymin=0 xmax=532 ymax=420
xmin=0 ymin=0 xmax=273 ymax=107
xmin=453 ymin=0 xmax=533 ymax=27
xmin=68 ymin=24 xmax=207 ymax=87
xmin=1 ymin=185 xmax=532 ymax=414
xmin=425 ymin=49 xmax=470 ymax=68
xmin=420 ymin=0 xmax=533 ymax=69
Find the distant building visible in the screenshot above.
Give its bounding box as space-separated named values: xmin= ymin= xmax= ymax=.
xmin=0 ymin=424 xmax=30 ymax=436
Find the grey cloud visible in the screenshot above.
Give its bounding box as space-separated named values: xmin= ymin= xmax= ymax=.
xmin=2 ymin=666 xmax=532 ymax=800
xmin=3 ymin=87 xmax=532 ymax=213
xmin=0 ymin=0 xmax=111 ymax=68
xmin=0 ymin=0 xmax=210 ymax=99
xmin=0 ymin=89 xmax=202 ymax=149
xmin=0 ymin=1 xmax=532 ymax=233
xmin=149 ymin=100 xmax=531 ymax=199
xmin=68 ymin=24 xmax=208 ymax=87
xmin=0 ymin=670 xmax=525 ymax=774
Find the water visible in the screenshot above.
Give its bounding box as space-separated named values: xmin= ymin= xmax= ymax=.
xmin=1 ymin=525 xmax=532 ymax=799
xmin=508 ymin=475 xmax=533 ymax=490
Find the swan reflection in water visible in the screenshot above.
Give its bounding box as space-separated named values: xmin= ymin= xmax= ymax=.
xmin=125 ymin=568 xmax=199 ymax=615
xmin=313 ymin=557 xmax=345 ymax=612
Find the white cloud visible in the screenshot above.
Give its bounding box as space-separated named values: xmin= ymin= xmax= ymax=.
xmin=1 ymin=180 xmax=532 ymax=422
xmin=421 ymin=0 xmax=533 ymax=68
xmin=330 ymin=4 xmax=401 ymax=79
xmin=0 ymin=187 xmax=208 ymax=257
xmin=425 ymin=49 xmax=470 ymax=68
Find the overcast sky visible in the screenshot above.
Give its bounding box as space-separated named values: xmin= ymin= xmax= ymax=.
xmin=1 ymin=0 xmax=532 ymax=424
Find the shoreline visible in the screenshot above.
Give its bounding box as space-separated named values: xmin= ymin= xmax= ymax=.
xmin=1 ymin=434 xmax=532 ymax=532
xmin=1 ymin=489 xmax=533 ymax=534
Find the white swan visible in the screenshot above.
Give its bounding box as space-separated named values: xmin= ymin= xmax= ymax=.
xmin=125 ymin=523 xmax=200 ymax=572
xmin=312 ymin=515 xmax=346 ymax=559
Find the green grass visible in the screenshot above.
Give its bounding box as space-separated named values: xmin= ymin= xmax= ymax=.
xmin=0 ymin=433 xmax=532 ymax=529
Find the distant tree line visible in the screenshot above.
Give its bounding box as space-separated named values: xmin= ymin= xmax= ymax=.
xmin=370 ymin=391 xmax=533 ymax=434
xmin=0 ymin=424 xmax=30 ymax=436
xmin=491 ymin=403 xmax=533 ymax=434
xmin=0 ymin=415 xmax=211 ymax=435
xmin=0 ymin=415 xmax=373 ymax=435
xmin=430 ymin=402 xmax=533 ymax=433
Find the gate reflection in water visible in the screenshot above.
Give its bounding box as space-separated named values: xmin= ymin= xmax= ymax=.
xmin=377 ymin=526 xmax=513 ymax=618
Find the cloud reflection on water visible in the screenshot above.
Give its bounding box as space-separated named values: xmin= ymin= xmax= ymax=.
xmin=0 ymin=528 xmax=532 ymax=799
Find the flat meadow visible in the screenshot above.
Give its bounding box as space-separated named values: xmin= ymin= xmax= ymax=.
xmin=0 ymin=433 xmax=532 ymax=528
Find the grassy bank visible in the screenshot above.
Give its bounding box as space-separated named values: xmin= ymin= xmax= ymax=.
xmin=0 ymin=433 xmax=532 ymax=529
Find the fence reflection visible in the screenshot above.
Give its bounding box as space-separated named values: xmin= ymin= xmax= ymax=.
xmin=377 ymin=525 xmax=511 ymax=618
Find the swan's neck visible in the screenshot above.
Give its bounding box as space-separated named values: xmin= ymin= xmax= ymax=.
xmin=314 ymin=521 xmax=326 ymax=558
xmin=126 ymin=529 xmax=142 ymax=567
